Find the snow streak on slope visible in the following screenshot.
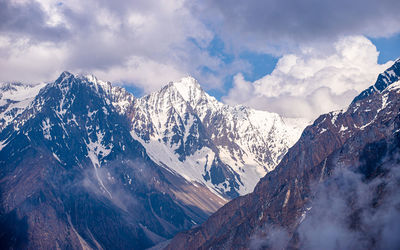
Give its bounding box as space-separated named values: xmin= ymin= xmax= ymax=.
xmin=130 ymin=76 xmax=308 ymax=198
xmin=0 ymin=82 xmax=46 ymax=130
xmin=86 ymin=129 xmax=113 ymax=198
xmin=0 ymin=73 xmax=308 ymax=200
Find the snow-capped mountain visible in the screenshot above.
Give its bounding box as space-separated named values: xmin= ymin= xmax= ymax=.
xmin=0 ymin=72 xmax=226 ymax=249
xmin=166 ymin=59 xmax=400 ymax=250
xmin=129 ymin=77 xmax=307 ymax=198
xmin=0 ymin=73 xmax=307 ymax=201
xmin=0 ymin=71 xmax=307 ymax=248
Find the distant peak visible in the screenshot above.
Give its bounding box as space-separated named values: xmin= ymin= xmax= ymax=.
xmin=172 ymin=76 xmax=201 ymax=89
xmin=169 ymin=76 xmax=206 ymax=102
xmin=60 ymin=71 xmax=72 ymax=77
xmin=180 ymin=75 xmax=199 ymax=83
xmin=53 ymin=71 xmax=113 ymax=95
xmin=53 ymin=71 xmax=74 ymax=87
xmin=56 ymin=71 xmax=73 ymax=81
xmin=352 ymin=58 xmax=400 ymax=103
xmin=82 ymin=73 xmax=98 ymax=82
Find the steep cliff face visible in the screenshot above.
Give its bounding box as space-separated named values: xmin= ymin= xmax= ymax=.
xmin=0 ymin=72 xmax=225 ymax=249
xmin=129 ymin=76 xmax=306 ymax=199
xmin=166 ymin=60 xmax=400 ymax=249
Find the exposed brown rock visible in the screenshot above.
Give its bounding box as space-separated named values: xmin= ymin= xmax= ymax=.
xmin=166 ymin=63 xmax=400 ymax=250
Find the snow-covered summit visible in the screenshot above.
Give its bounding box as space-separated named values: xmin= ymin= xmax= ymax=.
xmin=52 ymin=71 xmax=112 ymax=93
xmin=0 ymin=72 xmax=308 ymax=199
xmin=49 ymin=72 xmax=135 ymax=115
xmin=130 ymin=76 xmax=309 ymax=198
xmin=169 ymin=76 xmax=215 ymax=105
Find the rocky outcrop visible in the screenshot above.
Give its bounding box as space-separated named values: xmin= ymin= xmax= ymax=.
xmin=166 ymin=60 xmax=400 ymax=249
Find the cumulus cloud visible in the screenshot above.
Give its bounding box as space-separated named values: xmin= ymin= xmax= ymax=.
xmin=1 ymin=0 xmax=399 ymax=100
xmin=0 ymin=36 xmax=67 ymax=83
xmin=223 ymin=36 xmax=393 ymax=119
xmin=0 ymin=0 xmax=232 ymax=91
xmin=194 ymin=0 xmax=400 ymax=54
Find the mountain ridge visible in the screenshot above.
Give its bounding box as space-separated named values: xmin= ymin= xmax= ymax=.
xmin=0 ymin=73 xmax=226 ymax=249
xmin=3 ymin=71 xmax=306 ymax=199
xmin=165 ymin=58 xmax=400 ymax=250
xmin=128 ymin=75 xmax=307 ymax=198
xmin=0 ymin=71 xmax=307 ymax=248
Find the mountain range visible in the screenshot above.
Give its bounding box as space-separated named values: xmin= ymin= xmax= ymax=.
xmin=1 ymin=58 xmax=399 ymax=249
xmin=0 ymin=70 xmax=307 ymax=248
xmin=166 ymin=58 xmax=400 ymax=249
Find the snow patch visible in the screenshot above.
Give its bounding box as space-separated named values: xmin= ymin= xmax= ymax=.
xmin=42 ymin=118 xmax=51 ymax=140
xmin=283 ymin=188 xmax=291 ymax=208
xmin=339 ymin=125 xmax=348 ymax=132
xmin=52 ymin=153 xmax=62 ymax=164
xmin=330 ymin=110 xmax=342 ymax=125
xmin=86 ymin=130 xmax=113 ymax=198
xmin=0 ymin=138 xmax=10 ymax=151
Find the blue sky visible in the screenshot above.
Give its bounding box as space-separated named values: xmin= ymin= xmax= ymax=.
xmin=371 ymin=33 xmax=400 ymax=63
xmin=1 ymin=0 xmax=399 ymax=118
xmin=126 ymin=33 xmax=400 ymax=101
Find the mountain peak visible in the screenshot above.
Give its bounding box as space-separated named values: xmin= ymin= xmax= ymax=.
xmin=168 ymin=76 xmax=212 ymax=105
xmin=78 ymin=73 xmax=112 ymax=90
xmin=53 ymin=71 xmax=113 ymax=95
xmin=177 ymin=75 xmax=200 ymax=86
xmin=172 ymin=76 xmax=200 ymax=88
xmin=352 ymin=59 xmax=400 ymax=103
xmin=55 ymin=71 xmax=73 ymax=84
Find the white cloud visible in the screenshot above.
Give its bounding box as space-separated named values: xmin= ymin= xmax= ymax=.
xmin=195 ymin=0 xmax=400 ymax=55
xmin=0 ymin=36 xmax=67 ymax=83
xmin=1 ymin=0 xmax=399 ymax=101
xmin=223 ymin=36 xmax=393 ymax=120
xmin=92 ymin=56 xmax=185 ymax=93
xmin=0 ymin=0 xmax=225 ymax=92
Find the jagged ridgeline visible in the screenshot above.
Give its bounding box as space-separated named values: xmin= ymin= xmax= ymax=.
xmin=0 ymin=72 xmax=307 ymax=249
xmin=166 ymin=59 xmax=400 ymax=249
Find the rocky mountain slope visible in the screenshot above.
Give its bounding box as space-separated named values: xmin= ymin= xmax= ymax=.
xmin=0 ymin=73 xmax=307 ymax=201
xmin=166 ymin=59 xmax=400 ymax=249
xmin=0 ymin=70 xmax=307 ymax=249
xmin=129 ymin=77 xmax=306 ymax=198
xmin=0 ymin=72 xmax=225 ymax=249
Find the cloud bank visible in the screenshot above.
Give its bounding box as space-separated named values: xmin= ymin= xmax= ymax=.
xmin=1 ymin=0 xmax=400 ymax=119
xmin=0 ymin=0 xmax=225 ymax=91
xmin=194 ymin=0 xmax=400 ymax=54
xmin=223 ymin=36 xmax=393 ymax=119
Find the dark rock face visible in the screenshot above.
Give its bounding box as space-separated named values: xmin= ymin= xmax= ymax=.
xmin=166 ymin=61 xmax=400 ymax=249
xmin=0 ymin=73 xmax=223 ymax=249
xmin=353 ymin=58 xmax=400 ymax=103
